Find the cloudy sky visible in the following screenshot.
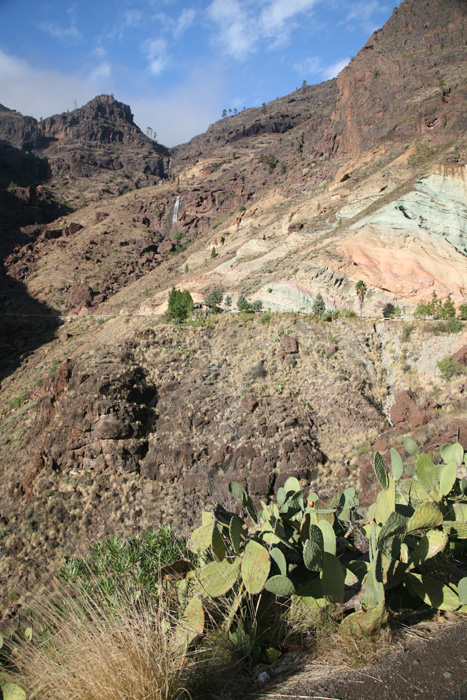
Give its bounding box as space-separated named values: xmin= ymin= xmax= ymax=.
xmin=0 ymin=0 xmax=400 ymax=147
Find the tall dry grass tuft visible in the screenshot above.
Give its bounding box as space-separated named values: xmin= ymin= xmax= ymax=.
xmin=10 ymin=579 xmax=192 ymax=700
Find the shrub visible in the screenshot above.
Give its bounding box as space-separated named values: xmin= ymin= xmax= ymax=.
xmin=237 ymin=293 xmax=250 ymax=312
xmin=312 ymin=293 xmax=326 ymax=317
xmin=10 ymin=578 xmax=195 ymax=700
xmin=341 ymin=308 xmax=357 ymax=318
xmin=167 ymin=286 xmax=193 ymax=322
xmin=9 ymin=393 xmax=27 ymax=410
xmin=262 ymin=154 xmax=278 ymax=173
xmin=444 ymin=317 xmax=462 ymax=333
xmin=437 ymin=356 xmax=464 ymax=380
xmin=205 ymin=289 xmax=223 ymax=307
xmin=259 ymin=312 xmax=271 ymax=325
xmin=458 ymin=302 xmax=467 ymax=320
xmin=210 ymin=246 xmax=217 ymax=258
xmin=401 ymin=323 xmax=415 ymax=341
xmin=251 ymin=299 xmax=263 ymax=313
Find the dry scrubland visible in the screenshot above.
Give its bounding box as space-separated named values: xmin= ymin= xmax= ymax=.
xmin=1 ymin=313 xmax=466 ymax=603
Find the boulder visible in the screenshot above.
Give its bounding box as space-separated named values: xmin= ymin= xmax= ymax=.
xmin=452 ymin=345 xmax=467 ymax=367
xmin=390 ymin=390 xmax=429 ymax=428
xmin=68 ymin=283 xmax=93 ymax=309
xmin=281 ymin=335 xmax=299 ymax=354
xmin=241 ymin=395 xmax=258 ymax=412
xmin=288 ymin=223 xmax=303 ymax=234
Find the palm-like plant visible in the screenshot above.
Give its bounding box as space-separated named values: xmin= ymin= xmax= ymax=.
xmin=355 ymin=280 xmax=367 ymax=317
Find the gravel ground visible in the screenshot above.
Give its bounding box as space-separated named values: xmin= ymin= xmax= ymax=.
xmin=247 ymin=618 xmax=467 ymax=700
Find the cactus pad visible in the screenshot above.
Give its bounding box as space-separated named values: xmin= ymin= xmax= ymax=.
xmin=416 ymin=453 xmax=435 ymax=491
xmin=407 ymin=573 xmax=460 ymax=611
xmin=318 ymin=520 xmax=336 ymax=555
xmin=229 ymin=515 xmax=244 ymax=555
xmin=270 ymin=547 xmax=287 ymax=576
xmin=321 ymin=552 xmax=345 ymax=603
xmin=374 ymin=451 xmax=389 ymax=490
xmin=197 ymin=559 xmax=240 ymax=597
xmin=407 ymin=502 xmax=443 ymax=532
xmin=303 ymin=538 xmax=322 ymax=571
xmin=390 ymin=448 xmax=404 ymax=481
xmin=1 ymin=684 xmax=27 ymax=700
xmin=265 ymin=575 xmax=295 ymax=596
xmin=439 ymin=461 xmax=457 ymax=497
xmin=241 ymin=540 xmax=270 ymax=594
xmin=403 ymin=437 xmax=419 ymax=458
xmin=339 ymin=602 xmax=388 ymax=637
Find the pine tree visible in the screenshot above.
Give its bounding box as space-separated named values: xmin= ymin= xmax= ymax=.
xmin=167 ymin=286 xmax=193 ymax=321
xmin=312 ymin=293 xmax=326 ymax=317
xmin=442 ymin=295 xmax=456 ymax=319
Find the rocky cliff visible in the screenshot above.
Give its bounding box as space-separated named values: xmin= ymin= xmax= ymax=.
xmin=326 ymin=0 xmax=467 ymax=155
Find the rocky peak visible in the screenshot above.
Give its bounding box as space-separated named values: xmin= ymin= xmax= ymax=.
xmin=41 ymin=94 xmax=139 ymax=145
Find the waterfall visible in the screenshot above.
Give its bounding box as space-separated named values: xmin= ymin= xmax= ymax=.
xmin=172 ymin=195 xmax=180 ymax=224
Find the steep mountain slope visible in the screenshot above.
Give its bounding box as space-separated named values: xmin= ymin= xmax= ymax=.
xmin=326 ymin=0 xmax=467 ymax=155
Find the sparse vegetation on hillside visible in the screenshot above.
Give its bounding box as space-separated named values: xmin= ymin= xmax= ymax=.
xmin=3 ymin=438 xmax=466 ymax=699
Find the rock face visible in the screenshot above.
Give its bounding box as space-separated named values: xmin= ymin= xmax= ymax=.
xmin=28 ymin=358 xmax=156 ymax=495
xmin=326 ymin=0 xmax=467 ymax=155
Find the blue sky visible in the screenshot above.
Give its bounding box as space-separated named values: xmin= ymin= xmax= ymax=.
xmin=0 ymin=0 xmax=401 ymax=147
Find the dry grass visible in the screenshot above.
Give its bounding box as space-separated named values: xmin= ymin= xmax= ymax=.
xmin=9 ymin=581 xmax=194 ymax=700
xmin=286 ymin=604 xmax=393 ymax=671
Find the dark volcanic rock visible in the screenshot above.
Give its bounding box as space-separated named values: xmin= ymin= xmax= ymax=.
xmin=281 ymin=335 xmax=299 ymax=354
xmin=325 ymin=0 xmax=467 ymax=155
xmin=26 ymin=358 xmax=156 ymax=495
xmin=390 ymin=390 xmax=429 ymax=428
xmin=68 ymin=283 xmax=93 ymax=309
xmin=452 ymin=344 xmax=467 ymax=366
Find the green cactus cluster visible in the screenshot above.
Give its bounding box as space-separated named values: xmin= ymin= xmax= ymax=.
xmin=181 ymin=437 xmax=467 ymax=649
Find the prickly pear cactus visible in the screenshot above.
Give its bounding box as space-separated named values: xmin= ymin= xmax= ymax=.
xmin=241 ymin=540 xmax=270 ymax=594
xmin=197 ymin=558 xmax=240 ymax=597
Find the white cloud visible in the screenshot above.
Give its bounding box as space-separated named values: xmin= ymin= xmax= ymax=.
xmin=130 ymin=63 xmax=226 ymax=147
xmin=0 ymin=49 xmax=107 ymax=119
xmin=143 ymin=37 xmax=170 ymax=75
xmin=321 ymin=56 xmax=350 ymax=79
xmin=38 ymin=20 xmax=82 ymax=42
xmin=90 ymin=61 xmax=112 ymax=82
xmin=207 ymin=0 xmax=256 ymax=60
xmin=260 ymin=0 xmax=317 ymax=37
xmin=295 ymin=54 xmax=350 ymax=81
xmin=93 ymin=46 xmax=107 ymax=59
xmin=343 ymin=1 xmax=389 ymax=35
xmin=173 ymin=8 xmax=196 ymax=38
xmin=207 ymin=0 xmax=320 ymax=60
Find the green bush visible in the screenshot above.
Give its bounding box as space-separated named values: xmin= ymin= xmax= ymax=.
xmin=167 ymin=286 xmax=193 ymax=322
xmin=312 ymin=293 xmax=326 ymax=317
xmin=60 ymin=527 xmax=191 ymax=598
xmin=259 ymin=312 xmax=271 ymax=325
xmin=9 ymin=392 xmax=27 ymax=410
xmin=437 ymin=356 xmax=464 ymax=380
xmin=458 ymin=303 xmax=467 ymax=320
xmin=205 ymin=289 xmax=223 ymax=307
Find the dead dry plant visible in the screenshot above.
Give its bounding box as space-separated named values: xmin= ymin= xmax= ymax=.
xmin=9 ymin=579 xmax=194 ymax=700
